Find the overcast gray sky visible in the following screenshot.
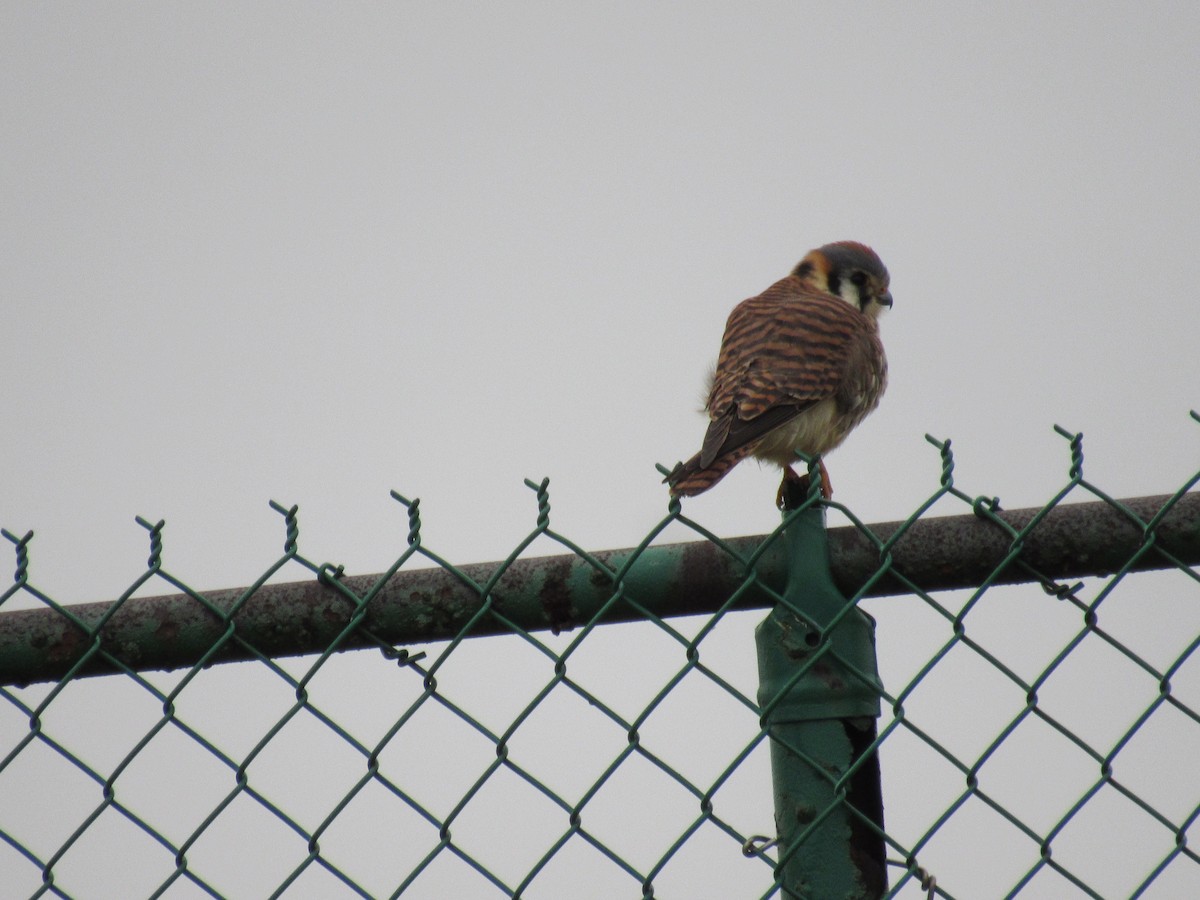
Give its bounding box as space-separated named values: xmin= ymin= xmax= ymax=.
xmin=4 ymin=1 xmax=1198 ymax=598
xmin=3 ymin=4 xmax=1199 ymax=899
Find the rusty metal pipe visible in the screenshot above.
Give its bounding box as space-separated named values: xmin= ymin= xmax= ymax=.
xmin=1 ymin=493 xmax=1196 ymax=685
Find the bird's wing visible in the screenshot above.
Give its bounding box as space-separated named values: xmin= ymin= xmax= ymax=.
xmin=834 ymin=325 xmax=889 ymax=419
xmin=699 ymin=278 xmax=869 ymax=467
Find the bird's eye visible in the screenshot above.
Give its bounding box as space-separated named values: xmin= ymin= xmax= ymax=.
xmin=850 ymin=271 xmax=868 ymax=287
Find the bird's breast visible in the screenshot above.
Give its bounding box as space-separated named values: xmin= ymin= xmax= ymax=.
xmin=750 ymin=398 xmax=846 ymax=465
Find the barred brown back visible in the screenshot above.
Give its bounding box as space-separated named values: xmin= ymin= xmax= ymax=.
xmin=668 ymin=267 xmax=887 ymax=498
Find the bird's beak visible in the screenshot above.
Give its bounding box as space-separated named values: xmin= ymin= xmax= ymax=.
xmin=879 ymin=291 xmax=894 ymax=309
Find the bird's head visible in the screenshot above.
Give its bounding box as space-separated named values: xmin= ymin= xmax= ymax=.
xmin=791 ymin=241 xmax=893 ymax=318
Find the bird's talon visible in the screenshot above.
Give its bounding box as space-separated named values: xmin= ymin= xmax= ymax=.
xmin=777 ymin=466 xmax=813 ymax=509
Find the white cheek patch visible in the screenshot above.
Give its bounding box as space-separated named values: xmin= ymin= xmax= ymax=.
xmin=835 ymin=282 xmax=861 ymax=309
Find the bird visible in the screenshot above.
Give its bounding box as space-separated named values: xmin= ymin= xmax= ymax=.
xmin=667 ymin=241 xmax=892 ymax=505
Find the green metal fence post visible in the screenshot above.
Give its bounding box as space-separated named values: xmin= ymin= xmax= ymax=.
xmin=756 ymin=504 xmax=886 ymax=899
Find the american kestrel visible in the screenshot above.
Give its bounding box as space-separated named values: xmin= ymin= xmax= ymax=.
xmin=668 ymin=241 xmax=892 ymax=503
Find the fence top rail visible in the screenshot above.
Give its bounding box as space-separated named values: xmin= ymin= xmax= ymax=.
xmin=1 ymin=492 xmax=1196 ymax=686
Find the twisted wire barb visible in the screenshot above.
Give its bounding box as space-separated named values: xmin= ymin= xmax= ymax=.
xmin=1053 ymin=423 xmax=1085 ymax=481
xmin=390 ymin=490 xmax=422 ymax=546
xmin=134 ymin=516 xmax=165 ymax=570
xmin=524 ymin=476 xmax=551 ymax=530
xmin=268 ymin=500 xmax=300 ymax=554
xmin=2 ymin=528 xmax=33 ymax=585
xmin=924 ymin=433 xmax=955 ymax=488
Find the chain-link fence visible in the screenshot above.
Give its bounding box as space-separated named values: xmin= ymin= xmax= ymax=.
xmin=2 ymin=425 xmax=1199 ymax=899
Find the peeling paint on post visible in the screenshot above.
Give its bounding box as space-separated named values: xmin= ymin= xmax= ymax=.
xmin=756 ymin=504 xmax=886 ymax=899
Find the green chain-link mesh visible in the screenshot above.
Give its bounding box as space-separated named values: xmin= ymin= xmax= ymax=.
xmin=2 ymin=423 xmax=1198 ymax=899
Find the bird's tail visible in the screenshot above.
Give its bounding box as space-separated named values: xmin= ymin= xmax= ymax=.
xmin=665 ymin=445 xmax=755 ymax=497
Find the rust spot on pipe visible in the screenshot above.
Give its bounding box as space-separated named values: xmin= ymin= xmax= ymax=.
xmin=537 ymin=556 xmax=576 ymax=635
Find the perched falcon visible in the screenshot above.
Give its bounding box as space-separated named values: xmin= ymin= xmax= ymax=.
xmin=668 ymin=241 xmax=892 ymax=503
